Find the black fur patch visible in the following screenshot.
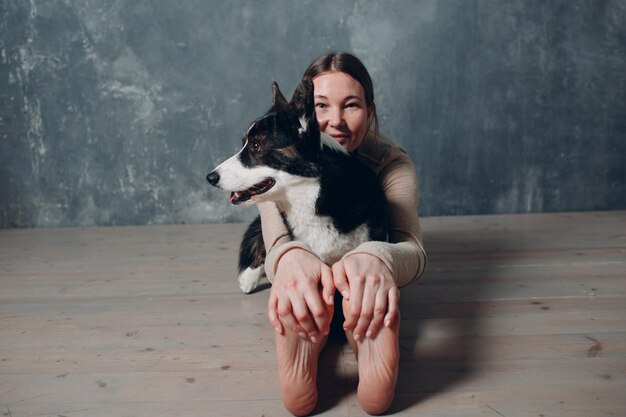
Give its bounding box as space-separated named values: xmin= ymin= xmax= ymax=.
xmin=238 ymin=215 xmax=265 ymax=272
xmin=315 ymin=152 xmax=386 ymax=239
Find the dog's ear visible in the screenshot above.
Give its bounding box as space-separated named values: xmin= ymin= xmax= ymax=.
xmin=271 ymin=82 xmax=289 ymax=113
xmin=290 ymin=77 xmax=318 ymax=137
xmin=290 ymin=77 xmax=314 ymax=119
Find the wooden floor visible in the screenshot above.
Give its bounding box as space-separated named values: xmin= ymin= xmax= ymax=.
xmin=1 ymin=211 xmax=625 ymax=417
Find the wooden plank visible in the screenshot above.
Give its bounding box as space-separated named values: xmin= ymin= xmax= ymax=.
xmin=1 ymin=401 xmax=342 ymax=417
xmin=1 ymin=211 xmax=625 ymax=417
xmin=0 ymin=358 xmax=623 ymax=403
xmin=1 ymin=331 xmax=623 ymax=376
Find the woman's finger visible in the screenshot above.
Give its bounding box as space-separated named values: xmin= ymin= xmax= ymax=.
xmin=268 ymin=290 xmax=283 ymax=335
xmin=366 ymin=282 xmax=388 ymax=339
xmin=384 ymin=286 xmax=400 ymax=328
xmin=332 ymin=261 xmax=350 ymax=301
xmin=320 ymin=264 xmax=335 ymax=306
xmin=343 ymin=275 xmax=364 ymax=332
xmin=353 ymin=276 xmax=378 ymax=341
xmin=302 ymin=284 xmax=328 ymax=338
xmin=277 ymin=294 xmax=304 ymax=335
xmin=290 ymin=292 xmax=317 ymax=338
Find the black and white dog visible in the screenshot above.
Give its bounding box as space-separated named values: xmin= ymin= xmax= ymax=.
xmin=207 ymin=78 xmax=386 ymax=293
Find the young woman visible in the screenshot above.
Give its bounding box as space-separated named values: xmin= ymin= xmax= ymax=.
xmin=257 ymin=52 xmax=427 ymax=416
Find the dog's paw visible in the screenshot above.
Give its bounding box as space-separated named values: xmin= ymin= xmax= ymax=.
xmin=238 ymin=266 xmax=264 ymax=294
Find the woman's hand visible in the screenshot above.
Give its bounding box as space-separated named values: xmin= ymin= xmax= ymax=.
xmin=332 ymin=254 xmax=399 ymax=341
xmin=268 ymin=248 xmax=335 ymax=342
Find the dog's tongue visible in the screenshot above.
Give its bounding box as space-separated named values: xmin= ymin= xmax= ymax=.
xmin=230 ymin=191 xmax=250 ymax=204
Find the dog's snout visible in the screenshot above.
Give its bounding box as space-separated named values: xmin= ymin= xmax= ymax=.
xmin=206 ymin=171 xmax=220 ymax=186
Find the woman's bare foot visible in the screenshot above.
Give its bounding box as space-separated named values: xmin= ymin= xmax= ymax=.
xmin=275 ymin=329 xmax=328 ymax=416
xmin=343 ymin=299 xmax=400 ymax=415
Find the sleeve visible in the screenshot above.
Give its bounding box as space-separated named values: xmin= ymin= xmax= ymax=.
xmin=257 ymin=201 xmax=314 ymax=283
xmin=341 ymin=153 xmax=427 ymax=288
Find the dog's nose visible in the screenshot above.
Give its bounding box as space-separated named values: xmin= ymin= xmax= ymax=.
xmin=206 ymin=171 xmax=220 ymax=186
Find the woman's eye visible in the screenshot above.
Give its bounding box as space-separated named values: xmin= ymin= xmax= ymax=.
xmin=315 ymin=103 xmax=327 ymax=109
xmin=346 ymin=102 xmax=360 ymax=108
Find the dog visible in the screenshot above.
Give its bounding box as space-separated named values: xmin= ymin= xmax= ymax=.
xmin=207 ymin=78 xmax=386 ymax=293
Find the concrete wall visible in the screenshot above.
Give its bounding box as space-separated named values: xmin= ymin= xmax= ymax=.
xmin=1 ymin=0 xmax=625 ymax=228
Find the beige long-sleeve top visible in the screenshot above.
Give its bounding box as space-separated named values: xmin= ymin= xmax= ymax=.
xmin=258 ymin=130 xmax=427 ymax=288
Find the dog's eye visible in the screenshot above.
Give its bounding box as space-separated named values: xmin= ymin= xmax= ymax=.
xmin=251 ymin=140 xmax=261 ymax=152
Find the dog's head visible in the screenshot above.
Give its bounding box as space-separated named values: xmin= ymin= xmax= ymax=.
xmin=207 ymin=78 xmax=343 ymax=206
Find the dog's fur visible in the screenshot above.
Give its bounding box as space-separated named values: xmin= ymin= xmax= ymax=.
xmin=207 ymin=78 xmax=386 ymax=293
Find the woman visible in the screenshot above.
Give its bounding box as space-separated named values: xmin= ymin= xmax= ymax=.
xmin=258 ymin=52 xmax=427 ymax=415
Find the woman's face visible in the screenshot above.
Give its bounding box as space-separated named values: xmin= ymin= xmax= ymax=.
xmin=312 ymin=71 xmax=372 ymax=152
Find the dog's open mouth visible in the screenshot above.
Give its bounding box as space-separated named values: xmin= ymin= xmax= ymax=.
xmin=230 ymin=178 xmax=276 ymax=205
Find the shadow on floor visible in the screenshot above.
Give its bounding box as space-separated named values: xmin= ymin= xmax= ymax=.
xmin=314 ymin=293 xmax=355 ymax=414
xmin=388 ymin=230 xmax=512 ymax=414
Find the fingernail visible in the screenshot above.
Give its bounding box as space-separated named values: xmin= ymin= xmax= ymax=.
xmin=354 ymin=333 xmax=361 ymax=342
xmin=341 ymin=291 xmax=349 ymax=299
xmin=311 ymin=336 xmax=318 ymax=344
xmin=299 ymin=332 xmax=307 ymax=339
xmin=366 ymin=330 xmax=372 ymax=339
xmin=274 ymin=326 xmax=281 ymax=334
xmin=328 ymin=295 xmax=334 ymax=305
xmin=385 ymin=319 xmax=391 ymax=328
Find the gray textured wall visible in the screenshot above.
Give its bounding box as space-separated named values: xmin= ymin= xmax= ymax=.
xmin=1 ymin=0 xmax=625 ymax=228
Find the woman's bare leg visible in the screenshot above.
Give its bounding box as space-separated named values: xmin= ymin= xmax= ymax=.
xmin=343 ymin=298 xmax=400 ymax=415
xmin=275 ymin=328 xmax=328 ymax=416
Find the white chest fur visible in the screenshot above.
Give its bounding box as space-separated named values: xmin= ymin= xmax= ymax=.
xmin=281 ymin=179 xmax=370 ymax=264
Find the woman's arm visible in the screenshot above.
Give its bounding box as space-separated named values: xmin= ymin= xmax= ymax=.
xmin=257 ymin=201 xmax=292 ymax=275
xmin=342 ymin=153 xmax=427 ymax=288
